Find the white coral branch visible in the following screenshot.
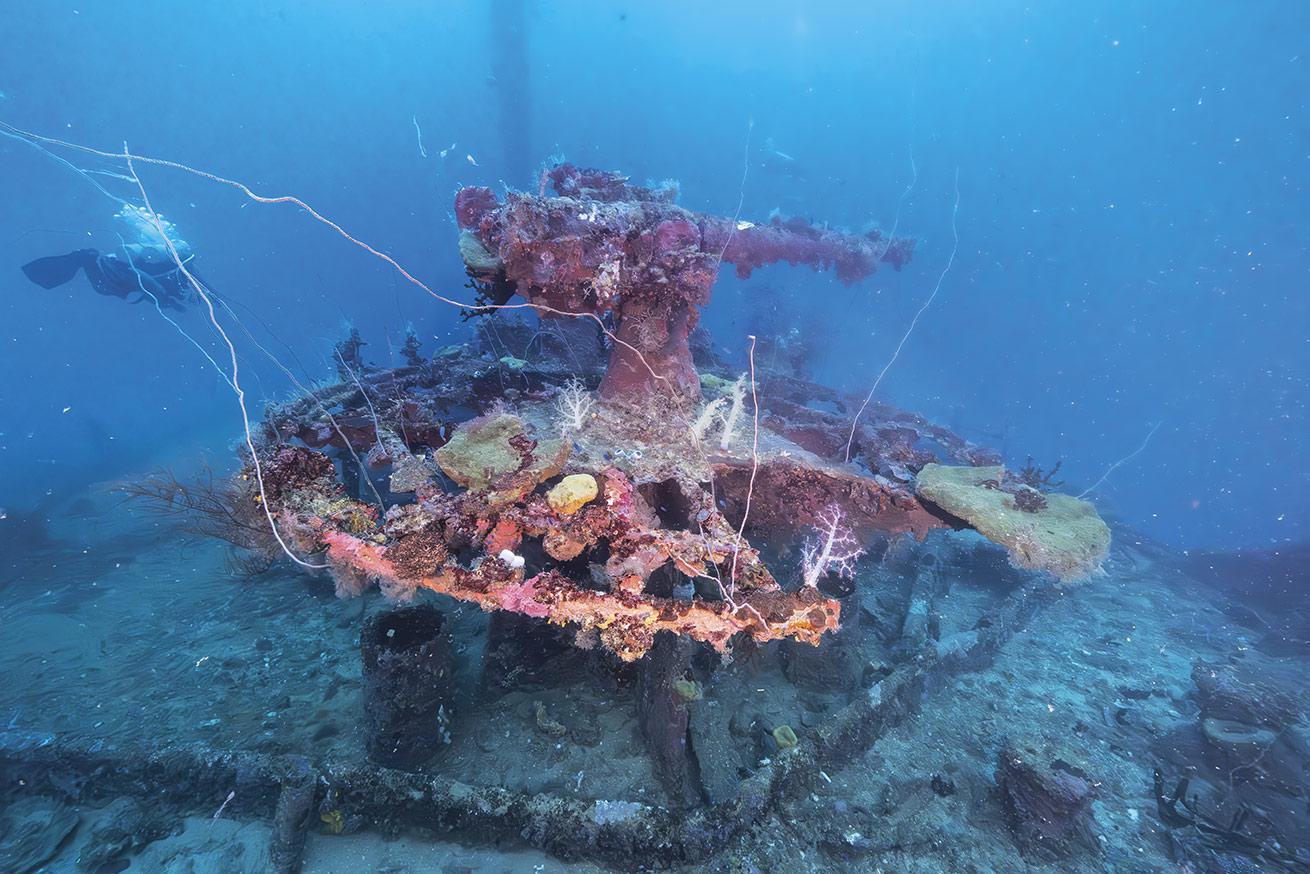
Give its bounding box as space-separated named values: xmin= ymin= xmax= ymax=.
xmin=801 ymin=505 xmax=864 ymax=589
xmin=555 ymin=377 xmax=594 ymax=432
xmin=690 ymin=397 xmax=727 ymax=445
xmin=718 ymin=373 xmax=747 ymax=451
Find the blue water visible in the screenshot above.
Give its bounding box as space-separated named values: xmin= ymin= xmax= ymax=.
xmin=1 ymin=3 xmax=1306 ymax=549
xmin=0 ymin=6 xmax=1307 ymax=871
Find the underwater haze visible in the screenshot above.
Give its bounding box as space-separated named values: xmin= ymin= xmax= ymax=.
xmin=0 ymin=3 xmax=1307 ymax=873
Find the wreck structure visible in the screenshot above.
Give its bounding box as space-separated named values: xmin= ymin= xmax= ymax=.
xmin=248 ymin=163 xmax=1106 ymax=667
xmin=456 ymin=163 xmax=913 ymax=402
xmin=1 ymin=161 xmax=1122 ymax=870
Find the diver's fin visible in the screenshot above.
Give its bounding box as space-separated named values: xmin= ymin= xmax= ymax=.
xmin=20 ymin=250 xmax=96 ymax=289
xmin=186 ymin=267 xmax=217 ymax=302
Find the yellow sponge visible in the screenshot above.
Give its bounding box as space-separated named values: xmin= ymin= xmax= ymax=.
xmin=547 ymin=474 xmax=599 ymax=515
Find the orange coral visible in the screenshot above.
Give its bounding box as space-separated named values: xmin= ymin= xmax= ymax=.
xmin=270 ymin=441 xmax=841 ymax=660
xmin=317 ymin=529 xmax=838 ymax=661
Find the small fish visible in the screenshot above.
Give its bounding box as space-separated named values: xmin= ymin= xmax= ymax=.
xmin=466 ymin=153 xmax=479 ymax=166
xmin=439 ymin=142 xmax=456 ymax=159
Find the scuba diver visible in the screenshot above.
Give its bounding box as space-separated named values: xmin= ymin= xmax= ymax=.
xmin=20 ymin=205 xmax=200 ymax=311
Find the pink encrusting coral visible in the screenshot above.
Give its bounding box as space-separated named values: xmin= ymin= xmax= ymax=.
xmin=275 ymin=460 xmax=843 ymax=662
xmin=455 ymin=163 xmax=914 ymax=402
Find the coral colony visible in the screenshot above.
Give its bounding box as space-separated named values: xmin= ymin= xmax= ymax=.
xmin=233 ymin=163 xmax=1110 ymax=660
